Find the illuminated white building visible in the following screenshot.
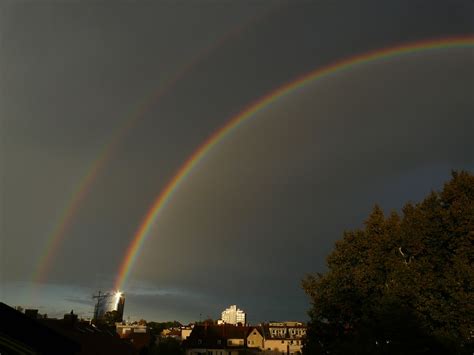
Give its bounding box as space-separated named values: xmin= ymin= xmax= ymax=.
xmin=220 ymin=305 xmax=246 ymax=325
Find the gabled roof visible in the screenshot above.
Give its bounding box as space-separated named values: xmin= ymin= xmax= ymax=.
xmin=184 ymin=324 xmax=252 ymax=349
xmin=0 ymin=302 xmax=81 ymax=354
xmin=42 ymin=319 xmax=138 ymax=355
xmin=247 ymin=326 xmax=264 ymax=337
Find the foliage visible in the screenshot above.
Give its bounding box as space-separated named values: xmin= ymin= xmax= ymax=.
xmin=146 ymin=321 xmax=182 ymax=336
xmin=102 ymin=310 xmax=121 ymax=325
xmin=197 ymin=318 xmax=215 ymax=325
xmin=302 ymin=171 xmax=474 ymax=354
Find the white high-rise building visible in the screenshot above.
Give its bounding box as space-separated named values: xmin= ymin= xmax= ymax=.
xmin=220 ymin=305 xmax=246 ymax=325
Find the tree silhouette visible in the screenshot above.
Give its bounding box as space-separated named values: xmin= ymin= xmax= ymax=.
xmin=303 ymin=171 xmax=473 ymax=354
xmin=103 ymin=310 xmax=121 ymax=326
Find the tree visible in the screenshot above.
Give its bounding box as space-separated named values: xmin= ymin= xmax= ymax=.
xmin=147 ymin=321 xmax=182 ymax=337
xmin=200 ymin=318 xmax=215 ymax=325
xmin=103 ymin=310 xmax=121 ymax=325
xmin=303 ymin=171 xmax=474 ymax=354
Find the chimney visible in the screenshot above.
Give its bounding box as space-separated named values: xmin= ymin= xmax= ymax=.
xmin=64 ymin=310 xmax=78 ymax=326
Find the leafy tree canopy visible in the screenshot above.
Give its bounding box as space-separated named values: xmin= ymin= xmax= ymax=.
xmin=303 ymin=171 xmax=473 ymax=354
xmin=102 ymin=310 xmax=121 ymax=326
xmin=147 ymin=321 xmax=182 ymax=336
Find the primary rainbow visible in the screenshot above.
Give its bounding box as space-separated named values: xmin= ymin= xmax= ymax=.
xmin=113 ymin=35 xmax=474 ymax=291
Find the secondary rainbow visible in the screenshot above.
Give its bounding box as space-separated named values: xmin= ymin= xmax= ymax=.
xmin=114 ymin=35 xmax=474 ymax=290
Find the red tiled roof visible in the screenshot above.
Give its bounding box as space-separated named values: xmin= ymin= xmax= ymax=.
xmin=184 ymin=324 xmax=252 ymax=349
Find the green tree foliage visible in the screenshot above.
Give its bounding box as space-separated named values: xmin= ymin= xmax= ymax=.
xmin=146 ymin=321 xmax=182 ymax=337
xmin=198 ymin=318 xmax=215 ymax=325
xmin=302 ymin=171 xmax=473 ymax=354
xmin=102 ymin=310 xmax=121 ymax=325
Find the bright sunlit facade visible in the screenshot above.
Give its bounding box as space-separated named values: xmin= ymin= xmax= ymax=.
xmin=93 ymin=291 xmax=125 ymax=322
xmin=220 ymin=305 xmax=246 ymax=325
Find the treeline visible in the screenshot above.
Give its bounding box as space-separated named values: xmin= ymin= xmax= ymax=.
xmin=303 ymin=171 xmax=473 ymax=354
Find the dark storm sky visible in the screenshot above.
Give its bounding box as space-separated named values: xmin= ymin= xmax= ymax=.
xmin=1 ymin=0 xmax=473 ymax=322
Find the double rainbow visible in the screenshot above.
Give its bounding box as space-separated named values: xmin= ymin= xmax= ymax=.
xmin=32 ymin=6 xmax=277 ymax=286
xmin=114 ymin=35 xmax=474 ymax=290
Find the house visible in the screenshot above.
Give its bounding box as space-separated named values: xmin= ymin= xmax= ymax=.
xmin=183 ymin=324 xmax=258 ymax=355
xmin=246 ymin=327 xmax=264 ymax=349
xmin=260 ymin=322 xmax=306 ymax=354
xmin=116 ymin=323 xmax=151 ymax=351
xmin=183 ymin=322 xmax=306 ymax=355
xmin=41 ymin=316 xmax=138 ymax=355
xmin=161 ymin=327 xmax=182 ymax=340
xmin=0 ymin=302 xmax=137 ymax=355
xmin=181 ymin=325 xmax=193 ymax=340
xmin=0 ymin=302 xmax=81 ymax=354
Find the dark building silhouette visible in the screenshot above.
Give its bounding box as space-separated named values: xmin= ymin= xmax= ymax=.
xmin=41 ymin=318 xmax=137 ymax=355
xmin=0 ymin=302 xmax=137 ymax=355
xmin=0 ymin=302 xmax=80 ymax=354
xmin=24 ymin=309 xmax=39 ymax=319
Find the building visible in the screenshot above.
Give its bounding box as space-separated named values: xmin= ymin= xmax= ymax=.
xmin=116 ymin=324 xmax=148 ymax=338
xmin=0 ymin=302 xmax=137 ymax=355
xmin=116 ymin=323 xmax=150 ymax=351
xmin=183 ymin=324 xmax=253 ymax=355
xmin=260 ymin=322 xmax=306 ymax=354
xmin=246 ymin=327 xmax=264 ymax=350
xmin=161 ymin=327 xmax=185 ymax=340
xmin=0 ymin=302 xmax=81 ymax=354
xmin=93 ymin=291 xmax=125 ymax=322
xmin=181 ymin=325 xmax=193 ymax=341
xmin=220 ymin=305 xmax=246 ymax=325
xmin=183 ymin=322 xmax=306 ymax=355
